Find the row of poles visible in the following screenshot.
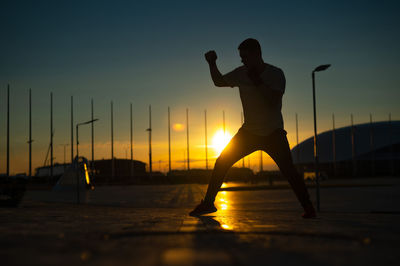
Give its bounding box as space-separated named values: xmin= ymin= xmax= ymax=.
xmin=4 ymin=84 xmax=253 ymax=179
xmin=2 ymin=84 xmax=395 ymax=181
xmin=294 ymin=111 xmax=395 ymax=176
xmin=150 ymin=106 xmax=248 ymax=176
xmin=3 ymin=85 xmax=101 ymax=180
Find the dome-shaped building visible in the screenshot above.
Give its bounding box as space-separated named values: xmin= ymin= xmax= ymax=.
xmin=291 ymin=121 xmax=400 ymax=177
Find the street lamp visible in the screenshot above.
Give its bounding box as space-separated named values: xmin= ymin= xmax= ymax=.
xmin=312 ymin=64 xmax=331 ymax=212
xmin=75 ymin=118 xmax=98 ymax=204
xmin=76 ymin=119 xmax=99 ymax=158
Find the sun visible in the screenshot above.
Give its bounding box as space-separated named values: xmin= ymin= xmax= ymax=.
xmin=211 ymin=129 xmax=233 ymax=155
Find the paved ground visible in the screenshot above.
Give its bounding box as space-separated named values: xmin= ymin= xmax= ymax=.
xmin=1 ymin=178 xmax=400 ymax=266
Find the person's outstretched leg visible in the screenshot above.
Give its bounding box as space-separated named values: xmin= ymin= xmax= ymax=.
xmin=262 ymin=129 xmax=316 ymax=218
xmin=189 ymin=129 xmax=256 ymax=216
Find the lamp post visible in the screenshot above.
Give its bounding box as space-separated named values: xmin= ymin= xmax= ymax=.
xmin=75 ymin=118 xmax=98 ymax=204
xmin=168 ymin=106 xmax=172 ymax=173
xmin=312 ymin=64 xmax=330 ymax=212
xmin=186 ymin=108 xmax=190 ymax=171
xmin=147 ymin=105 xmax=152 ymax=178
xmin=76 ymin=119 xmax=99 ymax=158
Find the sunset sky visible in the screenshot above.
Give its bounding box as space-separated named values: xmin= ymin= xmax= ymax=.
xmin=1 ymin=0 xmax=399 ymax=174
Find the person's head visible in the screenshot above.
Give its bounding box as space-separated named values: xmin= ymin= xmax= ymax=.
xmin=238 ymin=38 xmax=263 ymax=68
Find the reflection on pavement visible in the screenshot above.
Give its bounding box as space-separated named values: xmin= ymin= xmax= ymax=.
xmin=187 ymin=184 xmax=236 ymax=232
xmin=197 ymin=216 xmax=233 ymax=231
xmin=218 ymin=185 xmax=229 ymax=211
xmin=214 ymin=183 xmax=234 ymax=230
xmin=220 ymin=224 xmax=232 ymax=230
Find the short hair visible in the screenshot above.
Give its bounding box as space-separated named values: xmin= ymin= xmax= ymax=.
xmin=238 ymin=38 xmax=262 ymax=55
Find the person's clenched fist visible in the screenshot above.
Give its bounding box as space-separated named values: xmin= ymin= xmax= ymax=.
xmin=205 ymin=50 xmax=217 ymax=64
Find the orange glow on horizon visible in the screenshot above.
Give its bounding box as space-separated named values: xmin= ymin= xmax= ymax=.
xmin=172 ymin=123 xmax=185 ymax=131
xmin=4 ymin=125 xmax=284 ymax=174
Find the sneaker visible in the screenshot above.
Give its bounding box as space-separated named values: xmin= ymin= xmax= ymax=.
xmin=189 ymin=200 xmax=217 ymax=216
xmin=302 ymin=205 xmax=317 ymax=219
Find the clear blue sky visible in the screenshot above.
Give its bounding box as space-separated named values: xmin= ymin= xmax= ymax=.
xmin=1 ymin=0 xmax=399 ymax=173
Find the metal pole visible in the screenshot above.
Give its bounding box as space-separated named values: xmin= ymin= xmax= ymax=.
xmin=351 ymin=114 xmax=356 ymax=177
xmin=370 ymin=114 xmax=374 ymax=176
xmin=111 ymin=101 xmax=114 ymax=180
xmin=148 ymin=105 xmax=152 ymax=177
xmin=296 ymin=113 xmax=299 ymax=163
xmin=183 ymin=150 xmax=185 ymax=169
xmin=74 ymin=118 xmax=97 ymax=202
xmin=50 ymin=92 xmax=53 ymax=181
xmin=223 ymin=110 xmax=225 ymax=134
xmin=6 ymin=84 xmax=10 ymax=178
xmin=332 ymin=113 xmax=336 ymax=177
xmin=76 ymin=124 xmax=80 ymax=204
xmin=259 ymin=108 xmax=263 ymax=171
xmin=28 ymin=88 xmax=32 ymax=178
xmin=130 ymin=103 xmax=134 ymax=177
xmin=312 ymin=72 xmax=320 ymax=212
xmin=168 ymin=106 xmax=171 ymax=172
xmin=63 ymin=145 xmax=66 ymax=166
xmin=91 ymin=99 xmax=94 ymax=170
xmin=205 ymin=109 xmax=208 ymax=170
xmin=71 ymin=96 xmax=74 ymax=163
xmin=389 ymin=113 xmax=394 ymax=176
xmin=241 ymin=111 xmax=245 ymax=168
xmin=76 ymin=126 xmax=79 ymax=157
xmin=186 ymin=108 xmax=190 ymax=170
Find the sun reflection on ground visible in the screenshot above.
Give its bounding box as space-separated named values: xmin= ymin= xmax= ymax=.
xmin=218 ymin=184 xmax=230 ymax=210
xmin=214 ymin=184 xmax=236 ymax=230
xmin=221 ymin=224 xmax=232 ymax=230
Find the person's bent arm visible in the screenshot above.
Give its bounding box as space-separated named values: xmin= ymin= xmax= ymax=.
xmin=205 ymin=50 xmax=230 ymax=87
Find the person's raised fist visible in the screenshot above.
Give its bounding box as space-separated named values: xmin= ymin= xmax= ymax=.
xmin=205 ymin=50 xmax=217 ymax=64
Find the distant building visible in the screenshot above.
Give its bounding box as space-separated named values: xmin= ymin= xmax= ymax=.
xmin=167 ymin=167 xmax=254 ymax=184
xmin=35 ymin=159 xmax=147 ymax=180
xmin=291 ymin=121 xmax=400 ymax=177
xmin=35 ymin=163 xmax=69 ymax=177
xmin=93 ymin=159 xmax=146 ymax=180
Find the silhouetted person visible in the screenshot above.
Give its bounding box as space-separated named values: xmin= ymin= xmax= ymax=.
xmin=190 ymin=38 xmax=316 ymax=218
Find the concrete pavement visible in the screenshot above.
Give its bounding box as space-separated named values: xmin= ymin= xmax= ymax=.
xmin=1 ymin=178 xmax=400 ymax=265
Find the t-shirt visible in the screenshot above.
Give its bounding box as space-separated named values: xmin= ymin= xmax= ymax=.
xmin=222 ymin=63 xmax=286 ymax=136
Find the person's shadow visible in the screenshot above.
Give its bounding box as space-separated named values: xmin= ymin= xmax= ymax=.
xmin=189 ymin=215 xmax=261 ymax=265
xmin=196 ymin=215 xmax=226 ymax=231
